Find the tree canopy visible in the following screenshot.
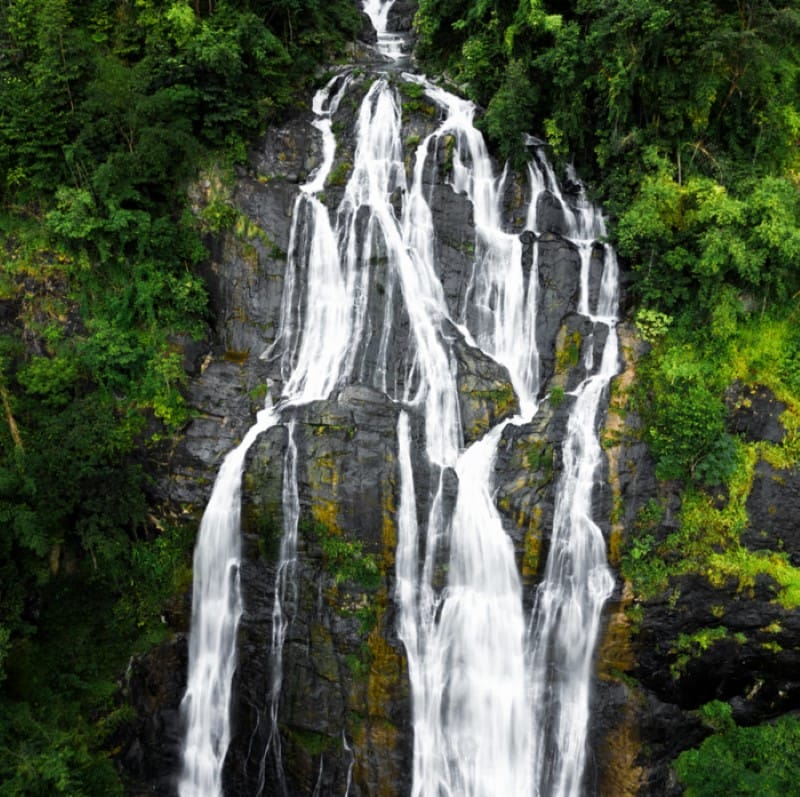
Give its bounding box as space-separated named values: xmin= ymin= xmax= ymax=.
xmin=414 ymin=0 xmax=800 ymax=313
xmin=0 ymin=1 xmax=360 ymax=793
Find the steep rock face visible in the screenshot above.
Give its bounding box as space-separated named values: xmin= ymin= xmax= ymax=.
xmin=494 ymin=404 xmax=568 ymax=596
xmin=590 ymin=339 xmax=800 ymax=795
xmin=117 ymin=637 xmax=189 ymax=797
xmin=745 ymin=459 xmax=800 ymax=563
xmin=229 ymin=386 xmax=411 ymax=796
xmin=453 ymin=331 xmax=519 ymax=444
xmin=386 ymin=0 xmax=416 ymax=32
xmin=121 ymin=64 xmax=625 ymax=794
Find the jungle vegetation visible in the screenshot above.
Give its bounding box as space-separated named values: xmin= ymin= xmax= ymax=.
xmin=0 ymin=1 xmax=360 ymax=793
xmin=1 ymin=0 xmax=799 ymax=793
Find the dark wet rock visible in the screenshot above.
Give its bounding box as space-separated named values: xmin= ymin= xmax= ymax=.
xmin=116 ymin=637 xmax=188 ymax=797
xmin=745 ymin=459 xmax=800 ymax=565
xmin=590 ymin=676 xmax=707 ymax=797
xmin=587 ymin=241 xmax=606 ymax=312
xmin=151 ymin=357 xmax=272 ymax=516
xmin=725 ymin=382 xmax=787 ymax=444
xmin=452 ymin=328 xmax=519 ymax=444
xmin=387 ymin=0 xmax=416 ymax=33
xmin=430 ymin=182 xmax=475 ymax=318
xmin=494 ymin=405 xmax=569 ymax=593
xmin=520 ymin=230 xmax=536 ymax=282
xmin=225 ymin=388 xmax=412 ymax=796
xmin=535 ymin=234 xmax=580 ymax=384
xmin=536 ymin=190 xmax=572 ymax=236
xmin=359 ymin=11 xmax=378 ymax=44
xmin=634 ymin=573 xmax=800 ymax=718
xmin=120 ymin=64 xmax=650 ymax=797
xmin=249 ymin=112 xmax=318 ymax=185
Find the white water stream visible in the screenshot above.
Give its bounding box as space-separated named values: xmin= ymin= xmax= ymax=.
xmin=178 ymin=72 xmax=356 ymax=797
xmin=179 ymin=2 xmax=620 ymax=794
xmin=363 ymin=0 xmax=410 ymax=61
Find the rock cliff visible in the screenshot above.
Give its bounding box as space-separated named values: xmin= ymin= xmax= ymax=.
xmin=117 ymin=11 xmax=800 ymax=797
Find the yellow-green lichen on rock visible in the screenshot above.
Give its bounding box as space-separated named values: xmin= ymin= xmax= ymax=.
xmin=521 ymin=506 xmax=543 ymax=579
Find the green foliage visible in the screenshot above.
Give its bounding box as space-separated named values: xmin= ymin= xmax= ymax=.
xmin=675 ymin=712 xmax=800 ymax=796
xmin=645 ymin=375 xmax=736 ymax=485
xmin=549 ymin=385 xmax=565 ymax=408
xmin=620 ymin=499 xmax=669 ymax=596
xmin=555 ymin=329 xmax=582 ymax=372
xmin=0 ymin=701 xmax=123 ymax=797
xmin=116 ymin=523 xmax=196 ymax=632
xmin=0 ymin=567 xmax=176 ymax=795
xmin=669 ymin=626 xmax=731 ymax=678
xmin=327 ymin=160 xmax=352 ymax=188
xmin=0 ymin=626 xmax=10 ymax=686
xmin=483 ymin=59 xmax=538 ymax=165
xmin=526 ymin=440 xmax=553 ymax=473
xmin=413 ymin=0 xmax=800 ymax=319
xmin=697 ymin=700 xmax=736 ymax=734
xmin=0 ymin=1 xmax=363 ymax=791
xmin=617 ymin=170 xmax=800 ymax=313
xmin=633 ymin=308 xmax=672 ymax=344
xmin=707 ymin=547 xmax=800 ymax=611
xmin=311 ymin=522 xmax=381 ymax=590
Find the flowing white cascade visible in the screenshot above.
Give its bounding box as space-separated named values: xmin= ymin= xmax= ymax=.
xmin=181 ymin=23 xmax=620 ymax=793
xmin=363 ymin=0 xmax=408 ymax=61
xmin=179 ymin=72 xmax=356 ymax=797
xmin=344 ymin=76 xmax=461 ymax=465
xmin=408 ymin=77 xmax=540 ymax=414
xmin=527 ymin=235 xmax=619 ymax=796
xmin=258 ymin=419 xmax=299 ymax=796
xmin=393 ymin=75 xmax=621 ymax=797
xmin=393 ymin=78 xmax=538 ymax=796
xmin=276 ymin=75 xmax=359 ymax=402
xmin=398 ymin=417 xmax=534 ymax=797
xmin=179 ymin=402 xmax=278 ymax=797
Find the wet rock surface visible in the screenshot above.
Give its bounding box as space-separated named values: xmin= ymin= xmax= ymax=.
xmin=228 ymin=387 xmax=411 ymax=796
xmin=116 ymin=637 xmax=188 ymax=797
xmin=587 ymin=328 xmax=800 ymax=795
xmin=119 ymin=17 xmax=800 ymax=797
xmin=121 ymin=65 xmax=623 ymax=796
xmin=726 ymin=381 xmax=787 ymax=444
xmin=386 ymin=0 xmax=416 ymax=32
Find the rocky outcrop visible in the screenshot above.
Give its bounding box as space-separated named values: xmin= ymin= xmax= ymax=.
xmin=726 ymin=381 xmax=788 ymax=444
xmin=121 ymin=62 xmax=621 ymax=793
xmin=589 ymin=340 xmax=800 ymax=794
xmin=745 ymin=460 xmax=800 ymax=564
xmin=494 ymin=403 xmax=567 ymax=595
xmin=117 ymin=637 xmax=189 ymax=797
xmin=120 ymin=19 xmax=799 ymax=797
xmin=386 ymin=0 xmax=416 ymax=33
xmin=453 ymin=331 xmax=519 ymax=444
xmin=229 ymin=386 xmax=411 ymax=796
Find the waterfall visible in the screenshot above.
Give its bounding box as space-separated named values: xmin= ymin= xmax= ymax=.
xmin=363 ymin=0 xmax=410 ymax=61
xmin=178 ymin=72 xmax=358 ymax=797
xmin=526 ymin=201 xmax=619 ymax=795
xmin=179 ymin=1 xmax=620 ymax=793
xmin=179 ymin=402 xmax=276 ymax=797
xmin=258 ymin=418 xmax=299 ymax=796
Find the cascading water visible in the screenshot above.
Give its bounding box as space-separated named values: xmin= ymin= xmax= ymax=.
xmin=179 ymin=402 xmax=277 ymax=797
xmin=523 ymin=148 xmax=620 ymax=797
xmin=526 ymin=250 xmax=619 ymax=796
xmin=258 ymin=418 xmax=298 ymax=796
xmin=179 ymin=71 xmax=358 ymax=797
xmin=363 ymin=0 xmax=410 ymax=61
xmin=179 ymin=1 xmax=620 ymax=793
